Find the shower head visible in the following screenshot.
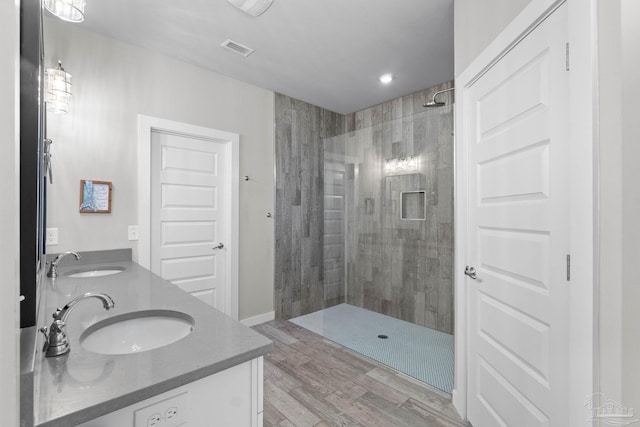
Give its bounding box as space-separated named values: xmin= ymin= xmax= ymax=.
xmin=423 ymin=87 xmax=454 ymax=108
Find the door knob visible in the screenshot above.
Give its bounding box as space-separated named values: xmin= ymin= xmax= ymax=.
xmin=464 ymin=265 xmax=477 ymax=279
xmin=212 ymin=243 xmax=224 ymax=250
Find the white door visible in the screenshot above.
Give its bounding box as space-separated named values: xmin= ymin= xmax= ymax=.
xmin=151 ymin=130 xmax=228 ymax=312
xmin=464 ymin=4 xmax=569 ymax=426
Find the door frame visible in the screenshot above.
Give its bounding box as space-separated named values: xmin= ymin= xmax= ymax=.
xmin=138 ymin=115 xmax=240 ymax=319
xmin=454 ymin=0 xmax=598 ymax=423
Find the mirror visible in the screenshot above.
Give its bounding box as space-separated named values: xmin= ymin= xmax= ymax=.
xmin=20 ymin=0 xmax=46 ymax=328
xmin=43 ymin=17 xmax=142 ymax=260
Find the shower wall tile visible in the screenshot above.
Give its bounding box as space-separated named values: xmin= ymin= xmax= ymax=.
xmin=275 ymin=81 xmax=454 ymax=334
xmin=345 ymin=113 xmax=356 ymax=133
xmin=274 ymin=93 xmax=346 ymax=319
xmin=335 ymin=81 xmax=455 ymax=334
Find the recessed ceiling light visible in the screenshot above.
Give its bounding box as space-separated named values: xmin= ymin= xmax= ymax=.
xmin=379 ymin=73 xmax=393 ymax=84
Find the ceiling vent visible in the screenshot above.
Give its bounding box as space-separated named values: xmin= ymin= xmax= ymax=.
xmin=221 ymin=39 xmax=255 ymax=57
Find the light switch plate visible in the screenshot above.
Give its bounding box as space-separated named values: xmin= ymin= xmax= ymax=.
xmin=46 ymin=228 xmax=58 ymax=246
xmin=128 ymin=225 xmax=139 ymax=241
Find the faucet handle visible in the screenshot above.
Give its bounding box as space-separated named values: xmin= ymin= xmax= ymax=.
xmin=39 ymin=326 xmax=50 ymax=352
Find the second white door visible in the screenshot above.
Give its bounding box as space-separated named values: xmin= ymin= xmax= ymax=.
xmin=463 ymin=3 xmax=570 ymax=426
xmin=151 ymin=130 xmax=229 ymax=313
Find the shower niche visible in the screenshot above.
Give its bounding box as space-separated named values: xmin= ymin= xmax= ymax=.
xmin=401 ymin=191 xmax=426 ymax=220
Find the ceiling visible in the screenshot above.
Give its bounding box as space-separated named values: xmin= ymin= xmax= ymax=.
xmin=69 ymin=0 xmax=453 ymax=115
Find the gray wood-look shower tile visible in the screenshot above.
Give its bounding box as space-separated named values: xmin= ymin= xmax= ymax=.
xmin=275 ymin=81 xmax=454 ymax=333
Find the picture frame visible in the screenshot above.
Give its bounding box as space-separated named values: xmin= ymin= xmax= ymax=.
xmin=79 ymin=180 xmax=112 ymax=213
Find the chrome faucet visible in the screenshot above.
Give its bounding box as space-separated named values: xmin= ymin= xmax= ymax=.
xmin=47 ymin=251 xmax=81 ymax=278
xmin=39 ymin=292 xmax=115 ymax=357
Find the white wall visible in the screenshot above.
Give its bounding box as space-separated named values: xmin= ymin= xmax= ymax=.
xmin=620 ymin=0 xmax=640 ymax=413
xmin=0 ymin=0 xmax=20 ymax=425
xmin=454 ymin=0 xmax=532 ymax=75
xmin=44 ymin=18 xmax=274 ymax=320
xmin=597 ymin=0 xmax=623 ymax=405
xmin=597 ymin=0 xmax=640 ymax=414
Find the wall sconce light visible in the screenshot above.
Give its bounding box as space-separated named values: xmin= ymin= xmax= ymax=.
xmin=46 ymin=61 xmax=72 ymax=114
xmin=384 ymin=156 xmax=419 ymax=175
xmin=228 ymin=0 xmax=274 ymax=17
xmin=43 ymin=0 xmax=86 ymax=22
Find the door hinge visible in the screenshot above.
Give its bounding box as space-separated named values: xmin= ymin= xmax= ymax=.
xmin=566 ymin=254 xmax=571 ymax=281
xmin=565 ymin=42 xmax=570 ymax=71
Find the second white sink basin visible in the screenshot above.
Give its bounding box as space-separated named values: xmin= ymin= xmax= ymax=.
xmin=80 ymin=310 xmax=194 ymax=355
xmin=66 ymin=267 xmax=125 ymax=278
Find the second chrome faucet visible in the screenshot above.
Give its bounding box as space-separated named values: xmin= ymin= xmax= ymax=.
xmin=47 ymin=251 xmax=81 ymax=278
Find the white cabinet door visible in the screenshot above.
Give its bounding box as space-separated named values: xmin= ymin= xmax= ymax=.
xmin=78 ymin=357 xmax=264 ymax=427
xmin=464 ymin=4 xmax=570 ymax=426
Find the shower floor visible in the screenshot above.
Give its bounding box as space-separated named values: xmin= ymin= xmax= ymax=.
xmin=290 ymin=303 xmax=454 ymax=393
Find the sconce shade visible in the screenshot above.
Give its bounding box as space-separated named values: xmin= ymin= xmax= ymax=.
xmin=43 ymin=0 xmax=86 ymax=23
xmin=46 ymin=62 xmax=72 ymax=114
xmin=228 ymin=0 xmax=274 ymax=16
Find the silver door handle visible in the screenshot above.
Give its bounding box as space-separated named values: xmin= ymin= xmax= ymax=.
xmin=464 ymin=266 xmax=477 ymax=279
xmin=212 ymin=243 xmax=224 ymax=250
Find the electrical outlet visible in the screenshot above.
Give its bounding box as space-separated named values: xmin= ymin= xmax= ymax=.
xmin=46 ymin=228 xmax=59 ymax=246
xmin=165 ymin=407 xmax=178 ymax=421
xmin=128 ymin=225 xmax=139 ymax=241
xmin=147 ymin=413 xmax=161 ymax=427
xmin=133 ymin=392 xmax=187 ymax=427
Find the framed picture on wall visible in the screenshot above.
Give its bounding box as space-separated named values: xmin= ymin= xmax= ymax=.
xmin=79 ymin=180 xmax=112 ymax=213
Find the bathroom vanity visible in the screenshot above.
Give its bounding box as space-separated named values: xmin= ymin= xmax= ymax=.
xmin=31 ymin=252 xmax=272 ymax=426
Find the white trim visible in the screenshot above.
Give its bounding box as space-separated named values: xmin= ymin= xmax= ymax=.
xmin=138 ymin=115 xmax=240 ymax=320
xmin=567 ymin=0 xmax=598 ymax=423
xmin=454 ymin=0 xmax=597 ymax=422
xmin=0 ymin=0 xmax=20 ymax=425
xmin=453 ymin=92 xmax=467 ymax=417
xmin=240 ymin=311 xmax=275 ymax=327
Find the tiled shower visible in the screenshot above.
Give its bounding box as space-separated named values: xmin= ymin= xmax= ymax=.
xmin=275 ymin=81 xmax=454 ymax=334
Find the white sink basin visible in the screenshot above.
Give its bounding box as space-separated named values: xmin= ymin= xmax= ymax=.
xmin=66 ymin=267 xmax=125 ymax=278
xmin=80 ymin=310 xmax=194 ymax=355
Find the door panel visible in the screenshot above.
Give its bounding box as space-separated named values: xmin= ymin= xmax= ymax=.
xmin=161 ymin=184 xmax=217 ymax=208
xmin=466 ymin=3 xmax=569 ymax=426
xmin=191 ymin=289 xmax=217 ymax=307
xmin=478 ymin=229 xmax=550 ymax=288
xmin=160 ymin=255 xmax=216 ymax=281
xmin=151 ymin=131 xmax=228 ymax=312
xmin=161 ymin=221 xmax=216 ymax=245
xmin=476 ymin=358 xmax=549 ymax=427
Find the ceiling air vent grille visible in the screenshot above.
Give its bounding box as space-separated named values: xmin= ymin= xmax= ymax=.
xmin=221 ymin=39 xmax=255 ymax=57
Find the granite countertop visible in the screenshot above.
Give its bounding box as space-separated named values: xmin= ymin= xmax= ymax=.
xmin=33 ymin=259 xmax=272 ymax=427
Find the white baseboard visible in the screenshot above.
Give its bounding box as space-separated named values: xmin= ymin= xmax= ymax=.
xmin=240 ymin=311 xmax=275 ymax=327
xmin=451 ymin=389 xmax=466 ymax=421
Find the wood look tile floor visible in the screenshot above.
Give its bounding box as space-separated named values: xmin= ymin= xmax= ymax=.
xmin=253 ymin=319 xmax=468 ymax=427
